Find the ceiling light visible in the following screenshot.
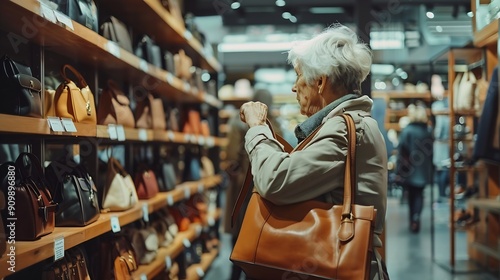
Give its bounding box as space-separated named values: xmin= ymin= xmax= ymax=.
xmin=282 ymin=12 xmax=291 ymax=19
xmin=309 ymin=7 xmax=344 ymax=14
xmin=426 ymin=11 xmax=434 ymax=19
xmin=275 ymin=0 xmax=286 ymax=7
xmin=435 ymin=26 xmax=443 ymax=32
xmin=231 ymin=1 xmax=240 ymax=9
xmin=289 ymin=16 xmax=297 ymax=23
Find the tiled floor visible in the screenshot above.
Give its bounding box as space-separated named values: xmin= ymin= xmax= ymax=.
xmin=204 ymin=189 xmax=499 ymax=280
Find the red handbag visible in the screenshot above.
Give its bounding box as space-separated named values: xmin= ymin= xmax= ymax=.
xmin=134 ymin=165 xmax=160 ymax=199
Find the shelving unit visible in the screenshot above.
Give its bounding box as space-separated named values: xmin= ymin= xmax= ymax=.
xmin=0 ymin=0 xmax=224 ymax=279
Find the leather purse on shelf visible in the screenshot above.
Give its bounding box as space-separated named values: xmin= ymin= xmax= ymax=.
xmin=0 ymin=55 xmax=42 ymax=118
xmin=230 ymin=115 xmax=376 ymax=280
xmin=100 ymin=235 xmax=138 ymax=280
xmin=54 ymin=0 xmax=98 ymax=32
xmin=0 ymin=153 xmax=57 ymax=241
xmin=134 ymin=164 xmax=160 ymax=199
xmin=124 ymin=223 xmax=159 ymax=265
xmin=169 ymin=205 xmax=191 ymax=232
xmin=102 ymin=157 xmax=139 ymax=211
xmin=44 ymin=74 xmax=62 ymax=117
xmin=54 ymin=64 xmax=97 ymax=124
xmin=455 ymin=71 xmax=477 ymax=111
xmin=134 ymin=35 xmax=163 ymax=69
xmin=97 ymin=79 xmax=135 ymax=128
xmin=167 ymin=107 xmax=180 ymax=132
xmin=182 ymin=109 xmax=202 ymax=135
xmin=42 ymin=246 xmax=91 ymax=280
xmin=156 ymin=158 xmax=177 ymax=192
xmin=100 ymin=16 xmax=133 ymax=53
xmin=173 ymin=49 xmax=192 ymax=81
xmin=45 ymin=158 xmax=100 ymax=227
xmin=134 ymin=93 xmax=166 ymax=130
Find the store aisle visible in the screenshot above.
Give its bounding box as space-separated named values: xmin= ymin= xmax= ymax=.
xmin=205 ymin=194 xmax=497 ymax=280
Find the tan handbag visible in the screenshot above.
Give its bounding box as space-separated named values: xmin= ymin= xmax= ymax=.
xmin=456 ymin=71 xmax=477 ymax=111
xmin=102 ymin=157 xmax=139 ymax=211
xmin=54 ymin=64 xmax=97 ymax=124
xmin=97 ymin=80 xmax=135 ymax=127
xmin=135 ymin=93 xmax=166 ymax=130
xmin=230 ymin=114 xmax=376 ymax=280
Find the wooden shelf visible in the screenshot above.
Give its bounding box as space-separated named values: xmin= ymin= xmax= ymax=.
xmin=0 ymin=0 xmax=221 ymax=108
xmin=384 ymin=123 xmax=401 ymax=132
xmin=185 ymin=248 xmax=220 ymax=280
xmin=473 ymin=19 xmax=499 ymax=48
xmin=468 ymin=198 xmax=500 ymax=214
xmin=433 ymin=48 xmax=484 ymax=66
xmin=471 ymin=242 xmax=500 ymax=260
xmin=372 ymin=91 xmax=432 ymax=100
xmin=0 ymin=174 xmax=222 ymax=278
xmin=98 ymin=0 xmax=221 ymax=73
xmin=386 ymin=108 xmax=431 ymax=117
xmin=0 ymin=114 xmax=96 ymax=137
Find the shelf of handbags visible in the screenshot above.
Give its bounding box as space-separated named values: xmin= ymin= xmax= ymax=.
xmin=1 ymin=0 xmax=222 ymax=109
xmin=0 ymin=168 xmax=222 ymax=279
xmin=471 ymin=0 xmax=499 ymax=48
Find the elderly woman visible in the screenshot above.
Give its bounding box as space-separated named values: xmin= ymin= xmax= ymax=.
xmin=239 ymin=24 xmax=388 ymax=280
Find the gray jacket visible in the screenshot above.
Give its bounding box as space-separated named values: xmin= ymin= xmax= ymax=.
xmin=244 ymin=95 xmax=388 ymax=247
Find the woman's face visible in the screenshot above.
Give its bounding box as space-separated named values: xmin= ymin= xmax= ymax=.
xmin=292 ymin=66 xmax=322 ymax=117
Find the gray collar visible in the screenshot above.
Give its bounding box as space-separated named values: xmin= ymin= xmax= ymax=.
xmin=294 ymin=93 xmax=359 ymax=142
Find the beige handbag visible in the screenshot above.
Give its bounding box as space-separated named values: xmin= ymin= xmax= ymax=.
xmin=200 ymin=155 xmax=215 ymax=177
xmin=103 ymin=157 xmax=139 ymax=211
xmin=135 ymin=93 xmax=166 ymax=130
xmin=455 ymin=71 xmax=477 ymax=111
xmin=97 ymin=80 xmax=135 ymax=128
xmin=174 ymin=49 xmax=192 ymax=81
xmin=54 ymin=65 xmax=97 ymax=124
xmin=452 ymin=72 xmax=463 ymax=110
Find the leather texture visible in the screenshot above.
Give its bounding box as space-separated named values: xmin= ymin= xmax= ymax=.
xmin=101 ymin=235 xmax=138 ymax=280
xmin=55 ymin=0 xmax=98 ymax=32
xmin=97 ymin=79 xmax=135 ymax=127
xmin=0 ymin=55 xmax=42 ymax=118
xmin=134 ymin=165 xmax=160 ymax=199
xmin=100 ymin=16 xmax=133 ymax=53
xmin=230 ymin=115 xmax=376 ymax=280
xmin=44 ymin=75 xmax=62 ymax=117
xmin=54 ymin=64 xmax=97 ymax=124
xmin=42 ymin=246 xmax=91 ymax=280
xmin=45 ymin=159 xmax=100 ymax=227
xmin=0 ymin=153 xmax=57 ymax=241
xmin=135 ymin=93 xmax=166 ymax=130
xmin=102 ymin=157 xmax=139 ymax=211
xmin=124 ymin=224 xmax=159 ymax=265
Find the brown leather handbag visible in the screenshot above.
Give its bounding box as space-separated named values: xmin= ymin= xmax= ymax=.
xmin=0 ymin=153 xmax=57 ymax=241
xmin=100 ymin=16 xmax=133 ymax=53
xmin=230 ymin=114 xmax=377 ymax=280
xmin=97 ymin=79 xmax=135 ymax=128
xmin=135 ymin=93 xmax=166 ymax=130
xmin=101 ymin=235 xmax=138 ymax=280
xmin=54 ymin=64 xmax=97 ymax=124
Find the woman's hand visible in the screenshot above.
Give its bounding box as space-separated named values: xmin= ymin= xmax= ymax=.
xmin=240 ymin=101 xmax=267 ymax=127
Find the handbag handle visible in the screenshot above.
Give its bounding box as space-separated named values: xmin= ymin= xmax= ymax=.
xmin=106 ymin=79 xmax=130 ymax=106
xmin=231 ymin=114 xmax=357 ymax=228
xmin=61 ymin=64 xmax=88 ymax=88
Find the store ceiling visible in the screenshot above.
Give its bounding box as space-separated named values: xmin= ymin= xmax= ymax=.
xmin=185 ymin=0 xmax=473 ymax=81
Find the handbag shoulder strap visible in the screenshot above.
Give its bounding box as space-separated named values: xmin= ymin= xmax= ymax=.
xmin=230 ymin=119 xmax=321 ymax=227
xmin=61 ymin=64 xmax=88 ymax=88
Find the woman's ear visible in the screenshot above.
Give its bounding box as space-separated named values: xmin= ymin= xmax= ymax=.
xmin=317 ymin=75 xmax=327 ymax=95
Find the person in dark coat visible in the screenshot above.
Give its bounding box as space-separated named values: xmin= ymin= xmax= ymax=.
xmin=396 ymin=103 xmax=433 ymax=233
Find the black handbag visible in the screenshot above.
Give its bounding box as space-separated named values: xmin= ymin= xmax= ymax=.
xmin=0 ymin=55 xmax=42 ymax=118
xmin=55 ymin=0 xmax=98 ymax=32
xmin=45 ymin=158 xmax=100 ymax=227
xmin=157 ymin=159 xmax=177 ymax=192
xmin=135 ymin=35 xmax=163 ymax=69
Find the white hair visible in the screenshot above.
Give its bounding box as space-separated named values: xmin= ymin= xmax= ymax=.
xmin=287 ymin=24 xmax=372 ymax=93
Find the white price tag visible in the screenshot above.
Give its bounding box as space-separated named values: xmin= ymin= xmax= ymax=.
xmin=40 ymin=3 xmax=57 ymax=23
xmin=195 ymin=225 xmax=202 ymax=237
xmin=139 ymin=60 xmax=149 ymax=72
xmin=142 ymin=203 xmax=149 ymax=222
xmin=196 ymin=267 xmax=205 ymax=278
xmin=184 ymin=30 xmax=193 ymax=40
xmin=140 ymin=273 xmax=147 ymax=280
xmin=106 ymin=41 xmax=121 ymax=58
xmin=198 ymin=183 xmax=204 ymax=193
xmin=138 ymin=129 xmax=148 ymax=141
xmin=208 ymin=216 xmax=215 ymax=227
xmin=166 ymin=73 xmax=174 ymax=84
xmin=190 ymin=135 xmax=198 ymax=143
xmin=54 ymin=236 xmax=65 ymax=261
xmin=183 ymin=82 xmax=191 ymax=92
xmin=207 ymin=137 xmax=215 ymax=148
xmin=184 ymin=187 xmax=191 ymax=199
xmin=110 ymin=216 xmax=121 ymax=233
xmin=167 ymin=195 xmax=174 ymax=206
xmin=183 ymin=238 xmax=191 ymax=248
xmin=198 ymin=136 xmax=205 ymax=146
xmin=184 ymin=134 xmax=191 ymax=142
xmin=167 ymin=131 xmax=175 ymax=141
xmin=165 ymin=256 xmax=172 ymax=270
xmin=53 ymin=10 xmax=74 ymax=30
xmin=47 ymin=117 xmax=65 ymax=132
xmin=116 ymin=125 xmax=126 ymax=141
xmin=108 ymin=124 xmax=118 ymax=140
xmin=61 ymin=118 xmax=77 ymax=133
